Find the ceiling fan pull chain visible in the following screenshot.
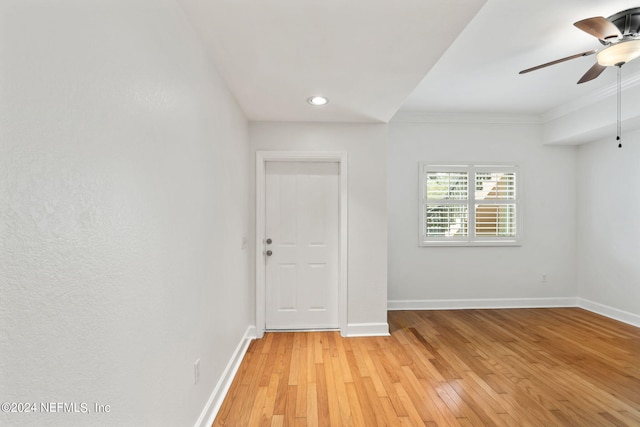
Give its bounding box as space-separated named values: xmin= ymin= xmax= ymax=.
xmin=617 ymin=64 xmax=622 ymax=148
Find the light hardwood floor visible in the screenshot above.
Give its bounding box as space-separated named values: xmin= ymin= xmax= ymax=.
xmin=213 ymin=308 xmax=640 ymax=426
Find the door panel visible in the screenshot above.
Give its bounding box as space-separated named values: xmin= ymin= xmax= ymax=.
xmin=265 ymin=161 xmax=339 ymax=329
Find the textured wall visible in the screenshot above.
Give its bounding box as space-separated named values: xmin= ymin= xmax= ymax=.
xmin=0 ymin=1 xmax=251 ymax=426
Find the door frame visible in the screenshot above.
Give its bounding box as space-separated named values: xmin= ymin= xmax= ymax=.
xmin=256 ymin=151 xmax=348 ymax=338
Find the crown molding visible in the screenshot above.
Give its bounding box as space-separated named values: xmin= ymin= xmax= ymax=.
xmin=391 ymin=111 xmax=542 ymax=124
xmin=542 ymin=68 xmax=640 ymax=123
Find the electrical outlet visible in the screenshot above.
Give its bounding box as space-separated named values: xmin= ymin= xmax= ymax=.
xmin=194 ymin=359 xmax=200 ymax=384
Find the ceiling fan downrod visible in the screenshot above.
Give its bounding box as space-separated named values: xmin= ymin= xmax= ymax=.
xmin=617 ymin=64 xmax=622 ymax=148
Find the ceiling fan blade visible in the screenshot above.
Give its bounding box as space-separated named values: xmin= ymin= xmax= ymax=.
xmin=577 ymin=62 xmax=607 ymax=84
xmin=574 ymin=17 xmax=622 ymax=41
xmin=519 ymin=50 xmax=596 ymax=74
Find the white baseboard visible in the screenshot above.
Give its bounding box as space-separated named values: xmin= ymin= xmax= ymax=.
xmin=386 ymin=297 xmax=640 ymax=329
xmin=346 ymin=322 xmax=390 ymax=337
xmin=387 ymin=297 xmax=579 ymax=311
xmin=578 ymin=298 xmax=640 ymax=328
xmin=195 ymin=325 xmax=256 ymax=427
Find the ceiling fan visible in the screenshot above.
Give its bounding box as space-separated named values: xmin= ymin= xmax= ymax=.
xmin=519 ymin=7 xmax=640 ymax=84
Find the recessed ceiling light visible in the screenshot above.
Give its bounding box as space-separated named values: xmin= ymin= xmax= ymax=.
xmin=307 ymin=96 xmax=328 ymax=106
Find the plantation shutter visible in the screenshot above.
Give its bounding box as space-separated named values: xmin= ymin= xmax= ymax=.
xmin=420 ymin=163 xmax=520 ymax=246
xmin=424 ymin=169 xmax=469 ymax=239
xmin=474 ymin=171 xmax=517 ymax=237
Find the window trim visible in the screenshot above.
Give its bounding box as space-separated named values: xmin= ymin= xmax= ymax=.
xmin=418 ymin=162 xmax=522 ymax=247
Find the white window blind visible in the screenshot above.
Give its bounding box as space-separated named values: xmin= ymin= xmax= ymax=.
xmin=419 ymin=163 xmax=520 ymax=246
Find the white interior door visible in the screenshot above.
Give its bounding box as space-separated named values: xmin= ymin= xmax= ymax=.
xmin=265 ymin=161 xmax=339 ymax=330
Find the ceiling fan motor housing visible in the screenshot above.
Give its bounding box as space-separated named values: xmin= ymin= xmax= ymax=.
xmin=603 ymin=7 xmax=640 ymax=43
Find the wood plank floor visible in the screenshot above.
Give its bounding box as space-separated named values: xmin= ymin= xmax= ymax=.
xmin=213 ymin=308 xmax=640 ymax=426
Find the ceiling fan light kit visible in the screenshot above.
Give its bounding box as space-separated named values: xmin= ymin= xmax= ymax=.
xmin=596 ymin=39 xmax=640 ymax=66
xmin=520 ymin=7 xmax=640 ymax=147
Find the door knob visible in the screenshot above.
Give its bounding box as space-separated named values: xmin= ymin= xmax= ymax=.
xmin=266 ymin=250 xmax=273 ymax=256
xmin=266 ymin=238 xmax=273 ymax=244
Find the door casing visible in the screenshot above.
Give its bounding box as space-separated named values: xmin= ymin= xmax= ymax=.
xmin=256 ymin=151 xmax=348 ymax=338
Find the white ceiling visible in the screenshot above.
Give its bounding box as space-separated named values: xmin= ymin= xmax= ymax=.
xmin=178 ymin=0 xmax=640 ymax=122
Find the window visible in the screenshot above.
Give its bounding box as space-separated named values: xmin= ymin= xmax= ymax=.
xmin=419 ymin=163 xmax=520 ymax=246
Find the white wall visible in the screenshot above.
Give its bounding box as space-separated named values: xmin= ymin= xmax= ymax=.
xmin=388 ymin=120 xmax=578 ymax=306
xmin=0 ymin=1 xmax=252 ymax=426
xmin=249 ymin=122 xmax=388 ymax=333
xmin=577 ymin=129 xmax=640 ymax=319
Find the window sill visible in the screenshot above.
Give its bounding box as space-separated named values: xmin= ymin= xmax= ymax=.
xmin=420 ymin=240 xmax=521 ymax=247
